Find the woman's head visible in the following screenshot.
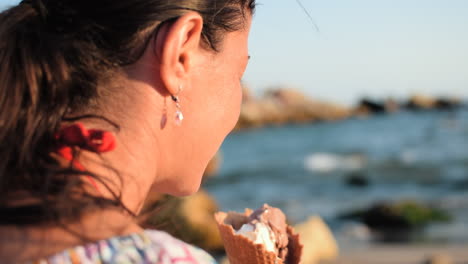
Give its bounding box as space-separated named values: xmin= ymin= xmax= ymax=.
xmin=0 ymin=0 xmax=255 ymax=224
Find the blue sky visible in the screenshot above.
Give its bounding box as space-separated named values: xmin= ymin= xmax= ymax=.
xmin=245 ymin=0 xmax=468 ymax=104
xmin=2 ymin=0 xmax=467 ymax=105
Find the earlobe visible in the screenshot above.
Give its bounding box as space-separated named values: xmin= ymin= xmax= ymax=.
xmin=158 ymin=12 xmax=204 ymax=96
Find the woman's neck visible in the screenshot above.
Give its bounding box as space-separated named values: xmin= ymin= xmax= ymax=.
xmin=0 ymin=209 xmax=143 ymax=263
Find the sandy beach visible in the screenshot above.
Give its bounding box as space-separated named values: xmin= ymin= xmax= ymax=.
xmin=331 ymin=243 xmax=468 ymax=264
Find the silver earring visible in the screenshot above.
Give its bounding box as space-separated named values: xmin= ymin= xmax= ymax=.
xmin=171 ymin=85 xmax=184 ymax=126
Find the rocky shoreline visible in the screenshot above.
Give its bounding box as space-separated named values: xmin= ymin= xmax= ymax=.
xmin=235 ymin=86 xmax=465 ymax=131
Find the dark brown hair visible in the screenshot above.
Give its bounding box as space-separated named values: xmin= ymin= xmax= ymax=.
xmin=0 ymin=0 xmax=255 ymax=225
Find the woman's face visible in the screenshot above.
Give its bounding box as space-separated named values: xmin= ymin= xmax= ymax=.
xmin=154 ymin=15 xmax=252 ymax=196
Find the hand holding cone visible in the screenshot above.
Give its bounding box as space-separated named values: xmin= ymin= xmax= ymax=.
xmin=215 ymin=205 xmax=303 ymax=264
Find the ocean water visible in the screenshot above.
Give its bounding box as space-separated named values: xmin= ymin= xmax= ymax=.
xmin=205 ymin=108 xmax=468 ymax=244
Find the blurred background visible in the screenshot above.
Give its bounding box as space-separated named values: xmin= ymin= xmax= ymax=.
xmin=209 ymin=1 xmax=468 ymax=263
xmin=2 ymin=0 xmax=467 ymax=263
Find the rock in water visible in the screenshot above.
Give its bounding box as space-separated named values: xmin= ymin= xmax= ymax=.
xmin=423 ymin=254 xmax=453 ymax=264
xmin=341 ymin=200 xmax=452 ymax=231
xmin=142 ymin=190 xmax=223 ymax=252
xmin=407 ymin=94 xmax=438 ymax=110
xmin=293 ymin=216 xmax=339 ymax=264
xmin=355 ymin=99 xmax=386 ymax=115
xmin=345 ymin=172 xmax=370 ymax=187
xmin=235 ymin=87 xmax=351 ymax=130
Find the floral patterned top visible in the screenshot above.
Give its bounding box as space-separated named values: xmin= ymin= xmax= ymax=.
xmin=30 ymin=230 xmax=218 ymax=264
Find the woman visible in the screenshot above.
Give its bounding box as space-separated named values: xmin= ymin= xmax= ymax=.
xmin=0 ymin=0 xmax=255 ymax=263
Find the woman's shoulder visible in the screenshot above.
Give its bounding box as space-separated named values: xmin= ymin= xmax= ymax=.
xmin=143 ymin=230 xmax=217 ymax=263
xmin=31 ymin=229 xmax=217 ymax=264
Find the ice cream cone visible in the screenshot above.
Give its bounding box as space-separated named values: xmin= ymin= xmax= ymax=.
xmin=215 ymin=211 xmax=303 ymax=264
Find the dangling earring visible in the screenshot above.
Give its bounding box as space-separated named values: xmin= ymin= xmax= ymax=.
xmin=171 ymin=85 xmax=184 ymax=126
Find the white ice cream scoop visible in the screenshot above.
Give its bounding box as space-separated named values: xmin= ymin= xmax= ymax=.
xmin=236 ymin=222 xmax=277 ymax=253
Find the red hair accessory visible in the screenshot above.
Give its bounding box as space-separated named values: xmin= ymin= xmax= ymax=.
xmin=55 ymin=123 xmax=116 ymax=191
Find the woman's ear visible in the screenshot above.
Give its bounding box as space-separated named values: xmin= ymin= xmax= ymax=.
xmin=158 ymin=12 xmax=204 ymax=96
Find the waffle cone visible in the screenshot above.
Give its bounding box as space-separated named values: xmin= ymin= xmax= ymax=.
xmin=215 ymin=211 xmax=303 ymax=264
